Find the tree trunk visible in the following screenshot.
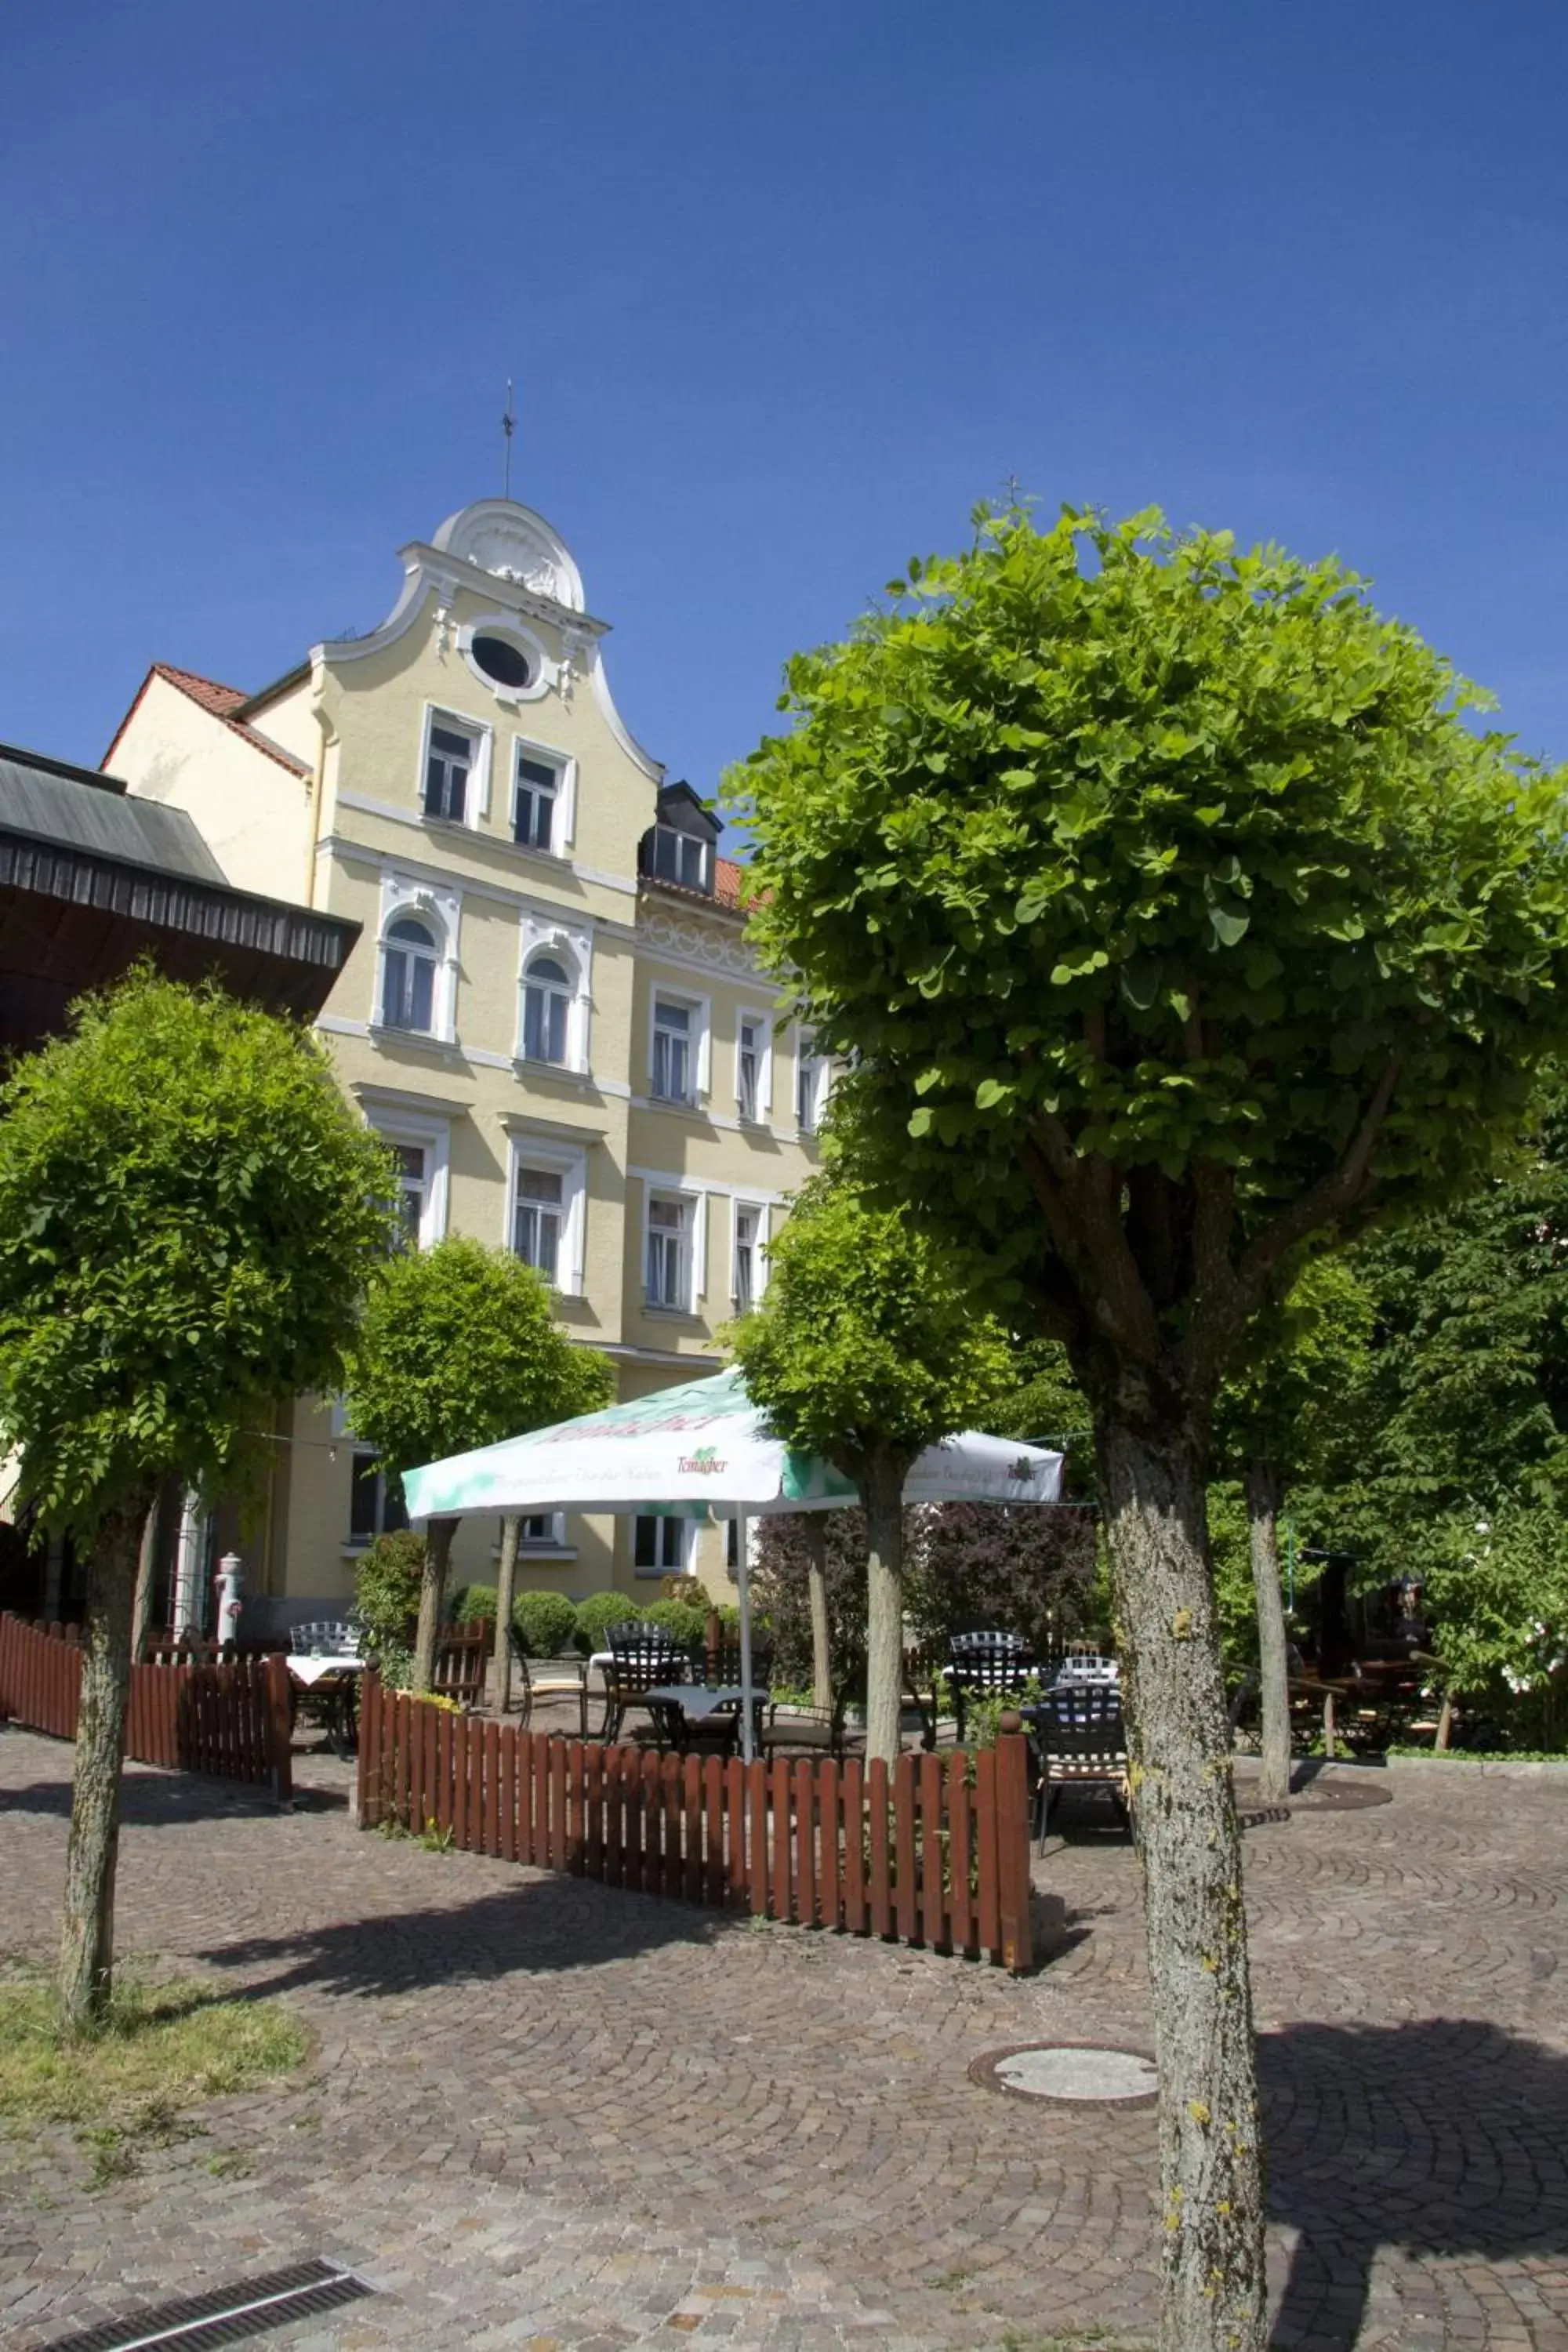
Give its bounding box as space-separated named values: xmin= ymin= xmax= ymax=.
xmin=1098 ymin=1416 xmax=1265 ymax=2352
xmin=128 ymin=1486 xmax=164 ymax=1664
xmin=862 ymin=1454 xmax=906 ymax=1767
xmin=804 ymin=1516 xmax=833 ymax=1713
xmin=1245 ymin=1460 xmax=1292 ymax=1806
xmin=1435 ymin=1690 xmax=1453 ymax=1751
xmin=412 ymin=1518 xmax=459 ymax=1693
xmin=493 ymin=1514 xmax=521 ymax=1713
xmin=59 ymin=1499 xmax=147 ymax=2036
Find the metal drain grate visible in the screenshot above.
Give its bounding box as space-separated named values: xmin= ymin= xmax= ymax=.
xmin=39 ymin=2259 xmax=373 ymax=2352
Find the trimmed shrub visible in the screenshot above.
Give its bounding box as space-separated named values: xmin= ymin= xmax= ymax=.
xmin=642 ymin=1598 xmax=711 ymax=1653
xmin=353 ymin=1530 xmax=425 ymax=1654
xmin=448 ymin=1584 xmax=498 ymax=1629
xmin=511 ymin=1589 xmax=579 ymax=1658
xmin=572 ymin=1590 xmax=652 ymax=1656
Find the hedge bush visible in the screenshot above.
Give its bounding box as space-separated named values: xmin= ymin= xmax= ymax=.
xmin=572 ymin=1591 xmax=652 ymax=1656
xmin=352 ymin=1530 xmax=425 ymax=1654
xmin=448 ymin=1584 xmax=498 ymax=1629
xmin=511 ymin=1589 xmax=579 ymax=1658
xmin=642 ymin=1598 xmax=710 ymax=1652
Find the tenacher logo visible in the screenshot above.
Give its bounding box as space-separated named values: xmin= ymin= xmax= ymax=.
xmin=678 ymin=1446 xmax=726 ymax=1475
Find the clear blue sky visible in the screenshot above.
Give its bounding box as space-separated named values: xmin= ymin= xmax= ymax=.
xmin=4 ymin=2 xmax=1566 ymax=823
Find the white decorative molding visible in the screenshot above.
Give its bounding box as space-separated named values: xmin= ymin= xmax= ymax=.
xmin=638 ymin=910 xmax=763 ymax=978
xmin=456 ymin=614 xmax=557 ymax=706
xmin=504 ymin=1127 xmax=590 ymax=1298
xmin=433 ymin=500 xmax=586 ymax=611
xmin=517 ymin=906 xmax=595 ymax=1073
xmin=377 ymin=869 xmax=462 ymax=1043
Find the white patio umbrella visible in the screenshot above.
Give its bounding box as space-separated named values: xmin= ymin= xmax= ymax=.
xmin=401 ymin=1366 xmax=1065 ymax=1761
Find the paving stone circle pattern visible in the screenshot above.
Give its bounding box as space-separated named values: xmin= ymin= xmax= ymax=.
xmin=2 ymin=1718 xmax=1566 ymax=2350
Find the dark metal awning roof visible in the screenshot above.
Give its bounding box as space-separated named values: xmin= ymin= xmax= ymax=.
xmin=0 ymin=741 xmax=360 ymax=1053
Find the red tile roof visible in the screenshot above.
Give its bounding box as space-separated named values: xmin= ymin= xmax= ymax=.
xmin=715 ymin=856 xmax=744 ymax=909
xmin=103 ymin=663 xmax=310 ymax=779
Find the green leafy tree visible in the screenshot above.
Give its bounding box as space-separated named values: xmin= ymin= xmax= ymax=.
xmin=343 ymin=1237 xmax=612 ymax=1691
xmin=726 ymin=1175 xmax=1011 ymax=1761
xmin=728 ymin=504 xmax=1568 ymax=2352
xmin=1420 ymin=1503 xmax=1568 ymax=1747
xmin=1212 ymin=1256 xmax=1374 ymax=1798
xmin=0 ymin=971 xmax=394 ymax=2031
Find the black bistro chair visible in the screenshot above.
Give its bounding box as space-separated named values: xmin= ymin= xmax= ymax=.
xmin=1027 ymin=1685 xmax=1131 ymax=1849
xmin=601 ymin=1626 xmax=688 ymax=1743
xmin=947 ymin=1631 xmax=1035 ymax=1742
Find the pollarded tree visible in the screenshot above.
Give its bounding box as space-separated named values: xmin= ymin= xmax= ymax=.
xmin=343 ymin=1236 xmax=613 ymax=1692
xmin=729 ymin=506 xmax=1568 ymax=2352
xmin=0 ymin=971 xmax=397 ymax=2033
xmin=726 ymin=1174 xmax=1012 ymax=1761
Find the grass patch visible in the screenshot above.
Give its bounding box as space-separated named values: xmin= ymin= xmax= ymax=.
xmin=0 ymin=1972 xmax=308 ymax=2183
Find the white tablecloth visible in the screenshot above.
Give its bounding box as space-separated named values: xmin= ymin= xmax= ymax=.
xmin=287 ymin=1654 xmax=365 ymax=1687
xmin=645 ymin=1682 xmax=756 ymax=1722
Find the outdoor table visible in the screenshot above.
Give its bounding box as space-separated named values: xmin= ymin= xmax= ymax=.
xmin=286 ymin=1653 xmax=364 ymax=1759
xmin=644 ymin=1682 xmax=768 ymax=1758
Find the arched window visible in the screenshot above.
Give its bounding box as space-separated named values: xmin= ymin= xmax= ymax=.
xmin=522 ymin=953 xmax=572 ymax=1065
xmin=381 ymin=915 xmax=438 ymax=1033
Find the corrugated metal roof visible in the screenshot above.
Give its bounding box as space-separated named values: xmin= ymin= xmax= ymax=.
xmin=0 ymin=745 xmax=228 ymax=885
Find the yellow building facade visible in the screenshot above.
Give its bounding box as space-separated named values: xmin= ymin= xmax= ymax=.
xmin=105 ymin=497 xmax=822 ymax=1626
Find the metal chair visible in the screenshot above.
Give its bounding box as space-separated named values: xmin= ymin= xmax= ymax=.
xmin=601 ymin=1627 xmax=687 ymax=1743
xmin=505 ymin=1624 xmax=590 ymax=1734
xmin=1027 ymin=1686 xmax=1131 ymax=1848
xmin=947 ymin=1631 xmax=1035 ymax=1742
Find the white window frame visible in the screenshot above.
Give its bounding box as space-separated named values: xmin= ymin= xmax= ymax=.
xmin=644 ymin=1183 xmax=706 ymax=1312
xmin=650 ymin=825 xmax=711 ymax=893
xmin=795 ymin=1025 xmax=829 ymax=1134
xmin=511 ymin=736 xmax=577 ymax=853
xmin=648 ymin=988 xmax=711 ymax=1107
xmin=416 ymin=702 xmax=493 ymax=827
xmin=731 ymin=1198 xmax=768 ymax=1310
xmin=505 ymin=1131 xmax=588 ymax=1298
xmin=735 ymin=1008 xmax=773 ymax=1123
xmin=516 ymin=1510 xmax=568 ymax=1553
xmin=373 ymin=873 xmax=462 ymax=1047
xmin=362 ymin=1108 xmax=451 ymax=1250
xmin=456 ymin=612 xmax=555 ymax=708
xmin=515 ymin=911 xmax=593 ymax=1074
xmin=520 ymin=950 xmax=573 ymax=1067
xmin=633 ymin=1513 xmax=691 ymax=1578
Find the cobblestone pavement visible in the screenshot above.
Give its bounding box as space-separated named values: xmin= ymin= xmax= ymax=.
xmin=1 ymin=1727 xmax=1564 ymax=2352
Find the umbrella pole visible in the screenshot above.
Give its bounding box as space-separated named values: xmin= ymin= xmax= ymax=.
xmin=736 ymin=1514 xmax=756 ymax=1765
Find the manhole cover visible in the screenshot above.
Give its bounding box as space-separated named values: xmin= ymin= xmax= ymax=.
xmin=970 ymin=2042 xmax=1159 ymax=2105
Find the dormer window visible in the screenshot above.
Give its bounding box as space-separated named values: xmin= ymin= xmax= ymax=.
xmin=652 ymin=826 xmax=709 ymax=891
xmin=641 ymin=780 xmax=722 ymax=899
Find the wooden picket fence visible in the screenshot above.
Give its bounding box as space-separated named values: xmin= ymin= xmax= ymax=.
xmin=356 ymin=1671 xmax=1033 ymax=1970
xmin=0 ymin=1614 xmax=292 ymax=1802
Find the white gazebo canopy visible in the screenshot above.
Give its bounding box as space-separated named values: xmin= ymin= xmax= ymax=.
xmin=401 ymin=1367 xmax=1065 ymax=1761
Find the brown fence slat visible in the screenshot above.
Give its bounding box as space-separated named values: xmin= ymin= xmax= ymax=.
xmin=894 ymin=1755 xmax=917 ymax=1945
xmin=867 ymin=1759 xmax=891 ymax=1939
xmin=641 ymin=1751 xmax=662 ymax=1896
xmin=817 ymin=1759 xmax=840 ymax=1932
xmin=975 ymin=1748 xmax=1000 ymax=1960
xmin=793 ymin=1759 xmax=815 ymax=1929
xmin=996 ymin=1729 xmax=1033 ymax=1974
xmin=746 ymin=1759 xmax=768 ymax=1917
xmin=603 ymin=1744 xmax=623 ymax=1887
xmin=704 ymin=1756 xmax=726 ymax=1910
xmin=920 ymin=1750 xmax=946 ymax=1951
xmin=568 ymin=1738 xmax=586 ymax=1876
xmin=683 ymin=1755 xmax=702 ymax=1905
xmin=769 ymin=1759 xmax=790 ymax=1922
xmin=841 ymin=1757 xmax=866 ymax=1935
xmin=550 ymin=1738 xmax=568 ymax=1874
xmin=947 ymin=1751 xmax=974 ymax=1957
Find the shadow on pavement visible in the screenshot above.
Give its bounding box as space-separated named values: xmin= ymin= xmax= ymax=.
xmin=197 ymin=1875 xmax=741 ymax=1998
xmin=1263 ymin=2016 xmax=1568 ymax=2350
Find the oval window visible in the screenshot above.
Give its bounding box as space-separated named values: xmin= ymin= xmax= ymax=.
xmin=471 ymin=633 xmax=533 ymax=690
